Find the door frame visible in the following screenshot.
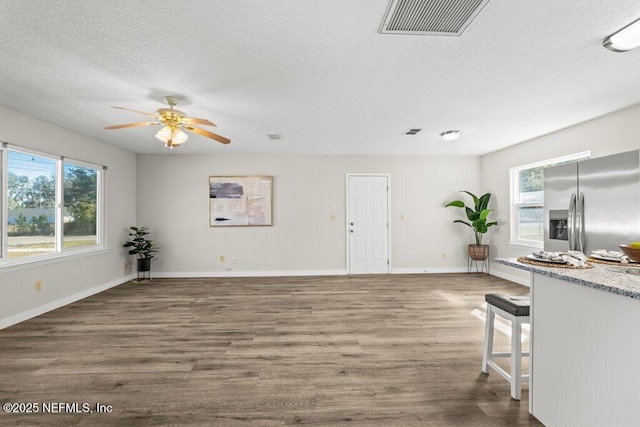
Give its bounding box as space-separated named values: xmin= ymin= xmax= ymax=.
xmin=345 ymin=173 xmax=392 ymax=275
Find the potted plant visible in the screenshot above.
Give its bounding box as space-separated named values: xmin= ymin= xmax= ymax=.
xmin=445 ymin=191 xmax=498 ymax=261
xmin=123 ymin=226 xmax=158 ymax=279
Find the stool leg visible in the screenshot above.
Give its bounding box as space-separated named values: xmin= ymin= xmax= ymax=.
xmin=511 ymin=317 xmax=522 ymax=400
xmin=482 ymin=305 xmax=494 ymax=374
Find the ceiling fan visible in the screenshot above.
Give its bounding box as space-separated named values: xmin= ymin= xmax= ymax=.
xmin=104 ymin=96 xmax=230 ymax=148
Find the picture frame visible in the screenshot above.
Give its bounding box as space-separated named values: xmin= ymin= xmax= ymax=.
xmin=209 ymin=175 xmax=273 ymax=226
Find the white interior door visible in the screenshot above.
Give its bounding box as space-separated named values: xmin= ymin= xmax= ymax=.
xmin=347 ymin=174 xmax=390 ymax=274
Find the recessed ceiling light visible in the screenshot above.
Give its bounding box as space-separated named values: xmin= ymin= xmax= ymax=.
xmin=603 ymin=17 xmax=640 ymax=52
xmin=404 ymin=128 xmax=422 ymax=135
xmin=440 ymin=130 xmax=461 ymax=140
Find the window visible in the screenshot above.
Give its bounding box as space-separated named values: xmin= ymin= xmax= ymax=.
xmin=510 ymin=151 xmax=590 ymax=248
xmin=1 ymin=144 xmax=105 ymax=265
xmin=63 ymin=161 xmax=99 ymax=249
xmin=7 ymin=150 xmax=57 ymax=258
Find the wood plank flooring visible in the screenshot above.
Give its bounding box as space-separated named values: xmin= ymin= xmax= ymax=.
xmin=0 ymin=274 xmax=542 ymax=426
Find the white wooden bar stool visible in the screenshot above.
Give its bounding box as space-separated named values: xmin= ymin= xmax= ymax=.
xmin=482 ymin=293 xmax=530 ymax=400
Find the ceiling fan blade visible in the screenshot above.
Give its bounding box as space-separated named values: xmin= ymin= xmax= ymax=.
xmin=104 ymin=121 xmax=160 ymax=130
xmin=183 ymin=117 xmax=217 ymax=127
xmin=111 ymin=106 xmax=157 ymax=118
xmin=184 ymin=126 xmax=230 ymax=144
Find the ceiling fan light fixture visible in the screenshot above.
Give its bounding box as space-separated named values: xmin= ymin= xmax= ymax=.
xmin=603 ymin=17 xmax=640 ymax=52
xmin=105 ymin=96 xmax=230 ymax=147
xmin=155 ymin=125 xmax=188 ymax=148
xmin=171 ymin=127 xmax=188 ymax=145
xmin=155 ymin=125 xmax=172 ymax=144
xmin=440 ymin=130 xmax=461 ymax=140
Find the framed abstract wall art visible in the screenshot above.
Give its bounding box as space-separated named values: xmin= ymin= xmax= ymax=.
xmin=209 ymin=176 xmax=273 ymax=226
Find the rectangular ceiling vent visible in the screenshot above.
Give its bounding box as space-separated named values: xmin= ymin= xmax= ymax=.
xmin=266 ymin=133 xmax=284 ymax=140
xmin=404 ymin=128 xmax=422 ymax=135
xmin=379 ymin=0 xmax=491 ymax=36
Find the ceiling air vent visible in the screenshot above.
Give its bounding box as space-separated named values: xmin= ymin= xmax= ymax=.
xmin=404 ymin=128 xmax=422 ymax=135
xmin=379 ymin=0 xmax=491 ymax=36
xmin=266 ymin=133 xmax=284 ymax=140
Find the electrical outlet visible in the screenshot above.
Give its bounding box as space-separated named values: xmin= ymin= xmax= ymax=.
xmin=35 ymin=281 xmax=42 ymax=291
xmin=220 ymin=255 xmax=225 ymax=262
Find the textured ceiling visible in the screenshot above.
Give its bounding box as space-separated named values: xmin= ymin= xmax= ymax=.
xmin=1 ymin=0 xmax=640 ymax=156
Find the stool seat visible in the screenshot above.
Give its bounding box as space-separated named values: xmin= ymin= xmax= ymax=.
xmin=482 ymin=293 xmax=530 ymax=400
xmin=485 ymin=294 xmax=530 ymax=317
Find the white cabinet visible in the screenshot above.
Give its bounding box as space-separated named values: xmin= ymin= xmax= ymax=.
xmin=531 ymin=273 xmax=640 ymax=426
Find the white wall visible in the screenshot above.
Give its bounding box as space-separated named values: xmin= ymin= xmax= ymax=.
xmin=482 ymin=103 xmax=640 ymax=284
xmin=136 ymin=154 xmax=481 ymax=276
xmin=2 ymin=99 xmax=636 ymax=325
xmin=0 ymin=106 xmax=137 ymax=327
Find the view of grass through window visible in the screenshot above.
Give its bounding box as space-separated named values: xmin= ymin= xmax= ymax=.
xmin=6 ymin=150 xmax=98 ymax=259
xmin=7 ymin=151 xmax=56 ymax=258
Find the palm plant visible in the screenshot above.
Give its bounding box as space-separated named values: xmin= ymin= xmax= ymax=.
xmin=445 ymin=191 xmax=497 ymax=245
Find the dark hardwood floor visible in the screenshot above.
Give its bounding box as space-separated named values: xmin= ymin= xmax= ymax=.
xmin=0 ymin=273 xmax=541 ymax=426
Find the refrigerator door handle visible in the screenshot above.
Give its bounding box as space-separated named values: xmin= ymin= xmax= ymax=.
xmin=577 ymin=192 xmax=585 ymax=253
xmin=568 ymin=193 xmax=576 ymax=251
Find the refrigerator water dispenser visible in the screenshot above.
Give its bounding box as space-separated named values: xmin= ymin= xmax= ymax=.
xmin=549 ymin=210 xmax=569 ymax=241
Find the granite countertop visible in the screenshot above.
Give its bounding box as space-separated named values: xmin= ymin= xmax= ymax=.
xmin=496 ymin=258 xmax=640 ymax=300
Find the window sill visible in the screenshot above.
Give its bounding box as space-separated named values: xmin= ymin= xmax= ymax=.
xmin=508 ymin=241 xmax=543 ymax=250
xmin=0 ymin=246 xmax=109 ymax=273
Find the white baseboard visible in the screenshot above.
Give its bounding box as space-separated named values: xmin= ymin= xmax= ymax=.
xmin=391 ymin=267 xmax=469 ymax=274
xmin=0 ymin=274 xmax=135 ymax=330
xmin=155 ymin=267 xmax=473 ymax=278
xmin=153 ymin=269 xmax=349 ymax=278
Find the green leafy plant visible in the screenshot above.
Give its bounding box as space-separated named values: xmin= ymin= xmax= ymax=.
xmin=445 ymin=191 xmax=498 ymax=245
xmin=123 ymin=226 xmax=158 ymax=260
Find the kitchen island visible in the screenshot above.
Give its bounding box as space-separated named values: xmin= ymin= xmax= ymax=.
xmin=496 ymin=258 xmax=640 ymax=427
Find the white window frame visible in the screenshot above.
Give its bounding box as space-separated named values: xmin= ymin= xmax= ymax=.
xmin=0 ymin=143 xmax=107 ymax=272
xmin=509 ymin=151 xmax=590 ymax=248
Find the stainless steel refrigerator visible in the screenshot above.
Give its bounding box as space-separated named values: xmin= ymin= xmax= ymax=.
xmin=543 ymin=149 xmax=640 ymax=253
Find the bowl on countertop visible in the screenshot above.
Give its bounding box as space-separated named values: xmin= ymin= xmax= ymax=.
xmin=619 ymin=245 xmax=640 ymax=262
